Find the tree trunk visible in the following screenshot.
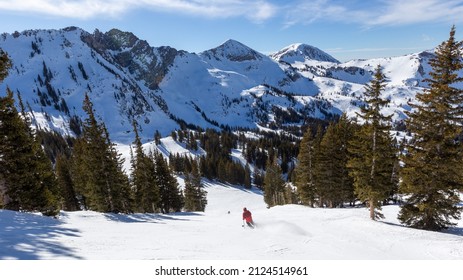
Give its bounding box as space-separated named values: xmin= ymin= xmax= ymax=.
xmin=369 ymin=201 xmax=375 ymax=220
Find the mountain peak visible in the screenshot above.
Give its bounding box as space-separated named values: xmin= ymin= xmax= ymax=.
xmin=201 ymin=39 xmax=264 ymax=62
xmin=271 ymin=43 xmax=340 ymax=64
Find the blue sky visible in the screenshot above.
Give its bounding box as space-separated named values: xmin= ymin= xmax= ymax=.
xmin=0 ymin=0 xmax=462 ymax=61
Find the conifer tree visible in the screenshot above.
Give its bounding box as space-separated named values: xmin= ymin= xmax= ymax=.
xmin=70 ymin=93 xmax=131 ymax=213
xmin=295 ymin=128 xmax=317 ymax=206
xmin=154 ymin=152 xmax=184 ymax=213
xmin=244 ymin=163 xmax=252 ymax=189
xmin=317 ymin=115 xmax=355 ymax=208
xmin=55 ymin=154 xmax=79 ymax=211
xmin=183 ymin=161 xmax=207 ymax=212
xmin=399 ymin=26 xmax=463 ymax=231
xmin=347 ymin=65 xmax=397 ymax=220
xmin=0 ymin=89 xmax=59 ymax=215
xmin=131 ymin=123 xmax=159 ymax=212
xmin=295 ymin=125 xmax=323 ymax=207
xmin=0 ymin=49 xmax=10 ymax=83
xmin=263 ymin=155 xmax=286 ymax=207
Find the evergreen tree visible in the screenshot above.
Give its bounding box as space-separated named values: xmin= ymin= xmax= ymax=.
xmin=154 ymin=152 xmax=184 ymax=213
xmin=0 ymin=89 xmax=59 ymax=215
xmin=70 ymin=93 xmax=131 ymax=213
xmin=263 ymin=155 xmax=286 ymax=207
xmin=131 ymin=123 xmax=159 ymax=212
xmin=55 ymin=154 xmax=79 ymax=211
xmin=317 ymin=115 xmax=355 ymax=208
xmin=399 ymin=26 xmax=463 ymax=231
xmin=183 ymin=161 xmax=207 ymax=212
xmin=347 ymin=65 xmax=397 ymax=220
xmin=0 ymin=49 xmax=11 ymax=83
xmin=253 ymin=168 xmax=264 ymax=189
xmin=244 ymin=163 xmax=252 ymax=189
xmin=295 ymin=127 xmax=317 ymax=207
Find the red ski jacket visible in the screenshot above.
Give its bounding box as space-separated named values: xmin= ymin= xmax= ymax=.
xmin=243 ymin=209 xmax=253 ymax=223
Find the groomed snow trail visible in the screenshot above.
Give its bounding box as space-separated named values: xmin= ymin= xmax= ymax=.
xmin=0 ymin=181 xmax=462 ymax=260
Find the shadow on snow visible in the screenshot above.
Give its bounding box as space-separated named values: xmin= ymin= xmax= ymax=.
xmin=203 ymin=179 xmax=263 ymax=196
xmin=0 ymin=210 xmax=82 ymax=260
xmin=103 ymin=211 xmax=203 ymax=223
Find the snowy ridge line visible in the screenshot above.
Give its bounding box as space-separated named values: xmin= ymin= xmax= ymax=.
xmin=0 ymin=27 xmax=456 ymax=143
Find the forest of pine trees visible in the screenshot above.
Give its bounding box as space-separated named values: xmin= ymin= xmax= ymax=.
xmin=1 ymin=26 xmax=463 ymax=232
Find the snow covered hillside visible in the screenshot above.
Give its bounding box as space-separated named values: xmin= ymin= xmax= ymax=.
xmin=1 ymin=27 xmax=461 ymax=143
xmin=0 ymin=180 xmax=462 ymax=260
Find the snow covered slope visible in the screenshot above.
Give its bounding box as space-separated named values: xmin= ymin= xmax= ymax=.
xmin=0 ymin=181 xmax=461 ymax=260
xmin=1 ymin=27 xmax=462 ymax=143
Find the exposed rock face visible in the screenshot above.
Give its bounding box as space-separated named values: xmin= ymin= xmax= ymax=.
xmin=81 ymin=28 xmax=181 ymax=90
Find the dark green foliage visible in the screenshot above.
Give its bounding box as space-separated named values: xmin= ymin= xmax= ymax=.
xmin=263 ymin=155 xmax=286 ymax=207
xmin=0 ymin=89 xmax=59 ymax=215
xmin=253 ymin=168 xmax=264 ymax=189
xmin=131 ymin=123 xmax=159 ymax=213
xmin=399 ymin=26 xmax=463 ymax=231
xmin=55 ymin=154 xmax=79 ymax=211
xmin=36 ymin=130 xmax=74 ymax=163
xmin=244 ymin=163 xmax=252 ymax=189
xmin=70 ymin=93 xmax=132 ymax=213
xmin=295 ymin=126 xmax=318 ymax=207
xmin=0 ymin=49 xmax=11 ymax=83
xmin=317 ymin=115 xmax=355 ymax=208
xmin=347 ymin=65 xmax=397 ymax=220
xmin=69 ymin=115 xmax=82 ymax=137
xmin=183 ymin=161 xmax=207 ymax=212
xmin=296 ymin=118 xmax=357 ymax=208
xmin=154 ymin=151 xmax=184 ymax=213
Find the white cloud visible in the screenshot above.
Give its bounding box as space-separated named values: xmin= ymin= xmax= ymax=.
xmin=371 ymin=0 xmax=463 ymax=26
xmin=0 ymin=0 xmax=278 ymax=21
xmin=283 ymin=0 xmax=463 ymax=27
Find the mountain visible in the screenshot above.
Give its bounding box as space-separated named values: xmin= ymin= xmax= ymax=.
xmin=0 ymin=27 xmax=455 ymax=143
xmin=270 ymin=43 xmax=340 ymax=64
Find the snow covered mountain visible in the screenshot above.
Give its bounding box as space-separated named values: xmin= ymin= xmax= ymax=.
xmin=0 ymin=27 xmax=456 ymax=143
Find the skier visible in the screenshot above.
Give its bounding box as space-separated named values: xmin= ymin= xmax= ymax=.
xmin=242 ymin=207 xmax=254 ymax=228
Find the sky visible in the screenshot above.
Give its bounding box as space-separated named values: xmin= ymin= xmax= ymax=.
xmin=0 ymin=0 xmax=462 ymax=62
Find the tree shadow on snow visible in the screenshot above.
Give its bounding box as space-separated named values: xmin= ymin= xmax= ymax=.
xmin=203 ymin=180 xmax=263 ymax=195
xmin=442 ymin=226 xmax=463 ymax=236
xmin=0 ymin=210 xmax=83 ymax=260
xmin=103 ymin=212 xmax=203 ymax=223
xmin=380 ymin=220 xmax=463 ymax=237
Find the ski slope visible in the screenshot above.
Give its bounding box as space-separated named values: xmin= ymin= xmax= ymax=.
xmin=1 ymin=180 xmax=462 ymax=260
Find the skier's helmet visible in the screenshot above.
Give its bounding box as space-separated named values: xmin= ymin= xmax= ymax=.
xmin=243 ymin=207 xmax=247 ymax=211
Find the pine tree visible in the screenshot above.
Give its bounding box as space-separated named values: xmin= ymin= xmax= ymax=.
xmin=0 ymin=89 xmax=59 ymax=215
xmin=347 ymin=65 xmax=397 ymax=220
xmin=244 ymin=163 xmax=252 ymax=189
xmin=55 ymin=154 xmax=79 ymax=211
xmin=183 ymin=161 xmax=207 ymax=212
xmin=295 ymin=127 xmax=317 ymax=207
xmin=398 ymin=26 xmax=463 ymax=231
xmin=0 ymin=49 xmax=11 ymax=83
xmin=70 ymin=93 xmax=131 ymax=213
xmin=131 ymin=123 xmax=159 ymax=213
xmin=263 ymin=155 xmax=286 ymax=207
xmin=317 ymin=115 xmax=355 ymax=208
xmin=154 ymin=152 xmax=184 ymax=213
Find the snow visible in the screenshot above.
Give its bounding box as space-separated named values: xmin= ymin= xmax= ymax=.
xmin=1 ymin=180 xmax=461 ymax=260
xmin=2 ymin=28 xmax=461 ymax=144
